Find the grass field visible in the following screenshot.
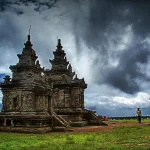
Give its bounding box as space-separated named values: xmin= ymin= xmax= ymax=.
xmin=0 ymin=120 xmax=150 ymax=150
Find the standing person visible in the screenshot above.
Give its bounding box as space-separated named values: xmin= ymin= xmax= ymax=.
xmin=136 ymin=108 xmax=142 ymax=123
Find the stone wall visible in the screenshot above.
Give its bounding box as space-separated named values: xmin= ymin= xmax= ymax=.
xmin=2 ymin=90 xmax=22 ymax=112
xmin=35 ymin=95 xmax=48 ymax=112
xmin=2 ymin=90 xmax=37 ymax=112
xmin=71 ymin=87 xmax=84 ymax=108
xmin=21 ymin=91 xmax=34 ymax=111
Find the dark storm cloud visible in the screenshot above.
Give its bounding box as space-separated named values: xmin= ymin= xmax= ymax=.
xmin=0 ymin=0 xmax=60 ymax=13
xmin=0 ymin=13 xmax=23 ymax=48
xmin=102 ymin=44 xmax=150 ymax=94
xmin=68 ymin=0 xmax=150 ymax=94
xmin=76 ymin=0 xmax=150 ymax=49
xmin=0 ymin=12 xmax=26 ymax=66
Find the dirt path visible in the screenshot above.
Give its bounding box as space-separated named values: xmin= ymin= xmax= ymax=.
xmin=69 ymin=122 xmax=150 ymax=133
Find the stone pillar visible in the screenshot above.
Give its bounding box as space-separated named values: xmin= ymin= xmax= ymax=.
xmin=3 ymin=119 xmax=6 ymax=127
xmin=11 ymin=120 xmax=14 ymax=127
xmin=40 ymin=121 xmax=42 ymax=127
xmin=48 ymin=96 xmax=53 ymax=114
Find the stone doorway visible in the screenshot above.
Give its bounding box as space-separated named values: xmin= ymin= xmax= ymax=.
xmin=6 ymin=119 xmax=11 ymax=126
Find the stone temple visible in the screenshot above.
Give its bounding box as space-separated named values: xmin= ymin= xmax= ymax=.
xmin=0 ymin=34 xmax=103 ymax=133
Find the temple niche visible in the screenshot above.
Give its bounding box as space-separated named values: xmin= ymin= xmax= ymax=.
xmin=0 ymin=34 xmax=103 ymax=133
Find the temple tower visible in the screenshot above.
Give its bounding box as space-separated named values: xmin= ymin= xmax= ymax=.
xmin=45 ymin=39 xmax=88 ymax=124
xmin=2 ymin=34 xmax=51 ymax=113
xmin=0 ymin=35 xmax=52 ymax=133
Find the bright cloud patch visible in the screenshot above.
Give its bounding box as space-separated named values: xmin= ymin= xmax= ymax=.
xmin=85 ymin=91 xmax=150 ymax=116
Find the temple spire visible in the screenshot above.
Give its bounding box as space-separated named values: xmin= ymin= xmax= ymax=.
xmin=56 ymin=39 xmax=63 ymax=51
xmin=24 ymin=28 xmax=33 ymax=49
xmin=27 ymin=35 xmax=30 ymax=42
xmin=27 ymin=25 xmax=31 ymax=42
xmin=58 ymin=39 xmax=61 ymax=45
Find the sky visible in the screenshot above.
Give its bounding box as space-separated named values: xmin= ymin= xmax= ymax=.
xmin=0 ymin=0 xmax=150 ymax=116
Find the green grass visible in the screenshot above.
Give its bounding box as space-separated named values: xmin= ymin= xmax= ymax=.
xmin=0 ymin=120 xmax=150 ymax=150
